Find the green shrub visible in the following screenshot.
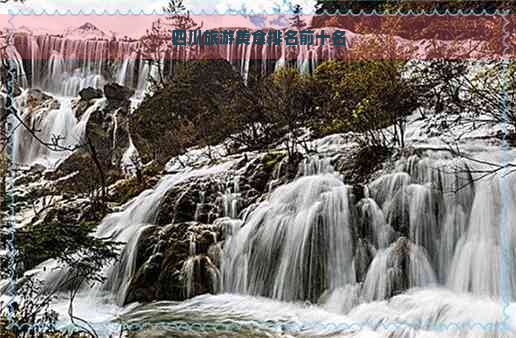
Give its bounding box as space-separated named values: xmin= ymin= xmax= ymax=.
xmin=312 ymin=59 xmax=419 ymax=148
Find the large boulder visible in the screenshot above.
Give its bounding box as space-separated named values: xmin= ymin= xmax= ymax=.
xmin=124 ymin=221 xmax=222 ymax=304
xmin=354 ymin=238 xmax=374 ymax=283
xmin=104 ymin=83 xmax=134 ymax=102
xmin=155 ymin=165 xmax=264 ymax=227
xmin=48 ymin=84 xmax=135 ymax=193
xmin=155 ymin=176 xmax=224 ymax=226
xmin=79 ymin=87 xmax=103 ymax=101
xmin=74 ymin=87 xmax=103 ymax=119
xmin=85 ymin=100 xmax=130 ymax=168
xmin=48 ymin=150 xmax=122 ymax=195
xmin=93 ymin=84 xmax=132 ymax=166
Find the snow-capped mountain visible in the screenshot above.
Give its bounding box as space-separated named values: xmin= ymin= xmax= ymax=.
xmin=64 ymin=22 xmax=107 ymax=40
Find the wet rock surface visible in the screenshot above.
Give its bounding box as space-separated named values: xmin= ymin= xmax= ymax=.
xmin=45 ymin=83 xmax=135 ymax=194
xmin=104 ymin=83 xmax=134 ymax=104
xmin=8 ymin=122 xmax=470 ymax=310
xmin=79 ymin=87 xmax=103 ymax=101
xmin=125 ymin=221 xmax=222 ymax=304
xmin=25 ymin=88 xmax=53 ymax=108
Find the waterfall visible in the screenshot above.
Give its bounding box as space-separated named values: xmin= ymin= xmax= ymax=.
xmin=361 ymin=237 xmax=437 ymax=302
xmin=447 ymin=173 xmax=516 ymax=299
xmin=121 ymin=134 xmax=140 ymax=175
xmin=101 ymin=162 xmax=235 ymax=304
xmin=181 ymin=254 xmax=221 ymax=299
xmin=222 ymin=164 xmax=356 ymax=302
xmin=357 ymin=197 xmax=393 ymax=249
xmin=13 ymin=95 xmax=97 ymax=168
xmin=4 ymin=45 xmax=28 ymax=89
xmin=7 ymin=141 xmax=516 ymax=336
xmin=5 ymin=23 xmax=516 ymax=336
xmin=32 ymin=161 xmax=236 ymax=306
xmin=11 ymin=27 xmax=349 ymax=99
xmin=220 ymin=151 xmax=513 ymax=310
xmin=368 ymin=154 xmax=475 ymax=283
xmin=12 ymin=34 xmax=133 ymax=96
xmin=222 ymin=175 xmax=241 ymax=219
xmin=15 ymin=143 xmax=514 ymax=336
xmin=116 ymin=51 xmax=137 ymax=88
xmin=7 ymin=26 xmax=350 ymax=172
xmin=298 ymin=156 xmax=336 ymax=176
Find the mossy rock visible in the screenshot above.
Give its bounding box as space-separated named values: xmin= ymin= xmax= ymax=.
xmin=79 ymin=87 xmax=103 ymax=101
xmin=155 ymin=176 xmax=225 ymax=226
xmin=109 ymin=174 xmax=159 ymax=205
xmin=334 ymin=144 xmax=392 ymax=185
xmin=49 ymin=150 xmax=122 ymax=196
xmin=261 ymin=151 xmax=287 ymax=173
xmin=124 ymin=222 xmax=222 ymax=304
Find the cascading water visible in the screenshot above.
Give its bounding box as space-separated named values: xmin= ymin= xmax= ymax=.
xmin=11 ymin=26 xmax=349 ymax=99
xmin=34 ymin=161 xmax=235 ymax=306
xmin=222 ymin=175 xmax=241 ymax=219
xmin=448 ymin=172 xmax=516 ymax=299
xmin=218 ymin=150 xmax=514 ymax=319
xmin=368 ymin=153 xmax=476 ymax=283
xmin=10 ymin=131 xmax=516 ymax=337
xmin=5 ymin=23 xmax=516 ymax=337
xmin=13 ymin=95 xmax=104 ymax=168
xmin=7 ymin=26 xmax=352 ymax=172
xmin=222 ymin=161 xmax=356 ymax=302
xmin=357 ymin=197 xmax=393 ymax=249
xmin=360 ymin=237 xmax=437 ymax=302
xmin=4 ymin=45 xmax=28 ymax=88
xmin=181 ymin=254 xmax=221 ymax=299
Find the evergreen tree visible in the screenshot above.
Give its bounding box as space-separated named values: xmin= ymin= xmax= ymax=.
xmin=290 ymin=4 xmax=306 ymax=30
xmin=315 ymin=0 xmax=515 ymax=15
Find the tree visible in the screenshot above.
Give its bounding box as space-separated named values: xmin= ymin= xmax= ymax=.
xmin=61 ymin=233 xmax=120 ymax=338
xmin=163 ymin=0 xmax=201 ymax=31
xmin=140 ymin=0 xmax=203 ymax=91
xmin=313 ymin=1 xmax=515 ymax=41
xmin=312 ymin=59 xmax=419 ymax=149
xmin=85 ymin=134 xmax=108 ymax=205
xmin=290 ymin=4 xmax=306 ymax=30
xmin=129 ymin=57 xmax=252 ymax=165
xmin=140 ymin=19 xmax=169 ymax=90
xmin=0 ymin=276 xmax=59 ymax=337
xmin=1 ymin=220 xmax=120 ymax=337
xmin=409 ymin=59 xmax=516 ymax=136
xmin=259 ymin=67 xmax=314 ymax=168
